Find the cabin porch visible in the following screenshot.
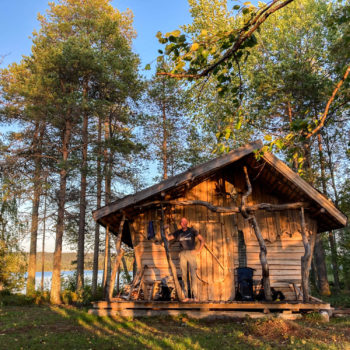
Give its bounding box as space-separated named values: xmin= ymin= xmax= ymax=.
xmin=89 ymin=300 xmax=332 ymax=320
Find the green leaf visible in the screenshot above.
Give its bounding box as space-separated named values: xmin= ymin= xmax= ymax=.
xmin=144 ymin=64 xmax=151 ymax=70
xmin=233 ymin=5 xmax=240 ymax=10
xmin=275 ymin=139 xmax=284 ymax=150
xmin=235 ymin=118 xmax=242 ymax=130
xmin=172 ymin=30 xmax=181 ymax=37
xmin=264 ymin=135 xmax=272 ymax=141
xmin=191 ymin=43 xmax=199 ymax=51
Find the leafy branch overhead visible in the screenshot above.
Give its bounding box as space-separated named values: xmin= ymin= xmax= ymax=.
xmin=154 ymin=0 xmax=294 ymax=89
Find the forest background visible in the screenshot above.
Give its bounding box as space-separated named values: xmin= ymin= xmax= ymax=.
xmin=0 ymin=0 xmax=349 ymax=305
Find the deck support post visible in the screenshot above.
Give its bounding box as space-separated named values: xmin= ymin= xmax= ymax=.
xmin=241 ymin=166 xmax=272 ymax=301
xmin=107 ymin=213 xmax=126 ymax=300
xmin=300 ymin=207 xmax=316 ymax=302
xmin=160 ymin=204 xmax=185 ymax=301
xmin=102 ymin=225 xmax=110 ymax=294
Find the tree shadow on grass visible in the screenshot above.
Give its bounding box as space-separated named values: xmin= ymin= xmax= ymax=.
xmin=49 ymin=306 xmax=270 ymax=349
xmin=3 ymin=305 xmax=350 ymax=349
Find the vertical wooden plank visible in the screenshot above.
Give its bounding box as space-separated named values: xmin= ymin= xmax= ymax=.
xmin=199 ymin=222 xmax=209 ymax=301
xmin=207 ymin=181 xmax=215 ymax=300
xmin=212 ymin=223 xmax=222 ymax=301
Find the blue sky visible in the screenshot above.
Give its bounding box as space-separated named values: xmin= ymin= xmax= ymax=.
xmin=0 ymin=0 xmax=193 ymax=252
xmin=0 ymin=0 xmax=192 ymax=72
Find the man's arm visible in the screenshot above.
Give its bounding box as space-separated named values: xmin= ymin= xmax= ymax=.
xmin=164 ymin=224 xmax=175 ymax=241
xmin=196 ymin=234 xmax=205 ymax=254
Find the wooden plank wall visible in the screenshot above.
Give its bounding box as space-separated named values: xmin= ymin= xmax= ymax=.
xmin=129 ymin=171 xmax=317 ymax=301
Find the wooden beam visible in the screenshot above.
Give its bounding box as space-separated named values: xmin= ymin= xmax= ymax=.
xmin=107 ymin=214 xmax=126 ymax=301
xmin=137 ymin=200 xmax=310 ymax=213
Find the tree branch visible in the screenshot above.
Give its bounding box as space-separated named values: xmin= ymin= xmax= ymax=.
xmin=157 ymin=0 xmax=294 ymax=79
xmin=306 ymin=65 xmax=350 ymax=139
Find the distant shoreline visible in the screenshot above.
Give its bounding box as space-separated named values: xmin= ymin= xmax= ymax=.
xmin=24 ymin=252 xmax=133 ymax=272
xmin=25 ymin=252 xmax=106 ymax=272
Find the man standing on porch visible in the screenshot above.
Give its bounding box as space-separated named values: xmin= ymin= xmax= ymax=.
xmin=165 ymin=217 xmax=205 ymax=301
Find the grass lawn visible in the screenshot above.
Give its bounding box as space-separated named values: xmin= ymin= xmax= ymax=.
xmin=0 ymin=305 xmax=350 ymax=350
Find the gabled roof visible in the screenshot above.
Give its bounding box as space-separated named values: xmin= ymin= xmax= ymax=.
xmin=93 ymin=140 xmax=263 ymax=221
xmin=93 ymin=140 xmax=347 ymax=234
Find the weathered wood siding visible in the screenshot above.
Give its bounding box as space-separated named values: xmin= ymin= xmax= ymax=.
xmin=129 ymin=170 xmax=317 ymax=301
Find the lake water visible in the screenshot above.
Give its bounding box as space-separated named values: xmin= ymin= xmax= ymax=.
xmin=22 ymin=270 xmax=130 ymax=293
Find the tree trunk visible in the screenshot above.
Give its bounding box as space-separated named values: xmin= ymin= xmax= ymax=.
xmin=41 ymin=181 xmax=48 ymax=292
xmin=92 ymin=118 xmax=102 ymax=297
xmin=302 ymin=138 xmax=331 ymax=296
xmin=161 ymin=82 xmax=168 ymax=180
xmin=314 ymin=233 xmax=331 ymax=296
xmin=76 ymin=111 xmax=89 ymax=291
xmin=26 ymin=159 xmax=41 ymax=295
xmin=27 ymin=123 xmax=44 ymax=296
xmin=50 ymin=119 xmax=71 ymax=304
xmin=328 ymin=231 xmax=340 ymax=290
xmin=102 ymin=117 xmax=112 ymax=295
xmin=317 ymin=134 xmax=340 ymax=291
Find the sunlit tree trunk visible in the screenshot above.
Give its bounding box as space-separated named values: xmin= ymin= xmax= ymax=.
xmin=102 ymin=116 xmax=112 ymax=296
xmin=77 ymin=105 xmax=89 ymax=291
xmin=41 ymin=181 xmax=47 ymax=292
xmin=27 ymin=123 xmax=44 ymax=295
xmin=50 ymin=119 xmax=72 ymax=304
xmin=161 ymin=80 xmax=168 ymax=180
xmin=92 ymin=118 xmax=102 ymax=297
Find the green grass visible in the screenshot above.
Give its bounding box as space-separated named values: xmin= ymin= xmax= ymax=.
xmin=0 ymin=305 xmax=349 ymax=349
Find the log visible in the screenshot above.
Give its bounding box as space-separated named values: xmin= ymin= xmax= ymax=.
xmin=108 ymin=249 xmax=124 ymax=300
xmin=127 ymin=264 xmax=147 ymax=300
xmin=107 ymin=214 xmax=126 ymax=300
xmin=137 ymin=200 xmax=310 ymax=213
xmin=300 ymin=207 xmax=312 ymax=302
xmin=160 ymin=204 xmax=185 ymax=301
xmin=242 ymin=166 xmax=272 ymax=301
xmin=102 ymin=225 xmax=110 ymax=293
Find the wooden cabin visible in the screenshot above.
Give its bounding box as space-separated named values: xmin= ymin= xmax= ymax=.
xmin=93 ymin=140 xmax=347 ymax=305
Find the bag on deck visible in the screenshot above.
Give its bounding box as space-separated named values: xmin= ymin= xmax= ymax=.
xmin=147 ymin=220 xmax=155 ymax=240
xmin=235 ymin=267 xmax=255 ymax=301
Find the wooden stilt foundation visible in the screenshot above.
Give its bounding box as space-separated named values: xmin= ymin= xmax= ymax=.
xmin=89 ymin=300 xmax=332 ymax=320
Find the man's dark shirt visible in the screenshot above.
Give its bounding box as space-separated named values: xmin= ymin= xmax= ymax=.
xmin=172 ymin=227 xmax=198 ymax=251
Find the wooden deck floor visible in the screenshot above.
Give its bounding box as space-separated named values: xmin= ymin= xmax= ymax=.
xmin=89 ymin=300 xmax=332 ymax=320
